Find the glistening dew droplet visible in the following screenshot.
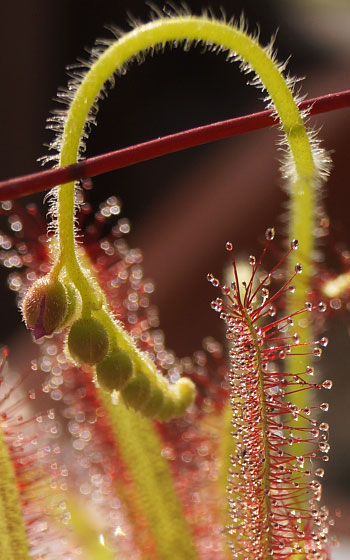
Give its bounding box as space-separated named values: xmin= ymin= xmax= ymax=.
xmin=322 ymin=380 xmax=333 ymax=390
xmin=265 ymin=227 xmax=275 ymax=241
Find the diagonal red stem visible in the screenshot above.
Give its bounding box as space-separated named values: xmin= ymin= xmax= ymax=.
xmin=0 ymin=89 xmax=349 ymax=201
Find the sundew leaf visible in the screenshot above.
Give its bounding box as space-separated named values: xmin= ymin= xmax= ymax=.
xmin=36 ymin=12 xmax=329 ymax=424
xmin=0 ymin=425 xmax=30 ymax=560
xmin=208 ymin=233 xmax=331 ymax=558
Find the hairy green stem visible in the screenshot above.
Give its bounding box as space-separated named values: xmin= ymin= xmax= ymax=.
xmin=55 ymin=16 xmax=317 ymax=311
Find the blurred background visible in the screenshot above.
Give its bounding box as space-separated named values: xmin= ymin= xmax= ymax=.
xmin=0 ymin=0 xmax=349 ymax=552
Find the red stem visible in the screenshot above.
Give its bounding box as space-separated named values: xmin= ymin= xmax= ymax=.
xmin=0 ymin=89 xmax=349 ymax=201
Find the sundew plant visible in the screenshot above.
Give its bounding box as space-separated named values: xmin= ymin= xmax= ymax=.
xmin=0 ymin=8 xmax=348 ymax=560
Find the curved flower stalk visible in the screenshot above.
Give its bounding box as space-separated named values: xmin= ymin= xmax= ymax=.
xmin=21 ymin=10 xmax=329 ymax=423
xmin=208 ymin=231 xmax=331 ymax=558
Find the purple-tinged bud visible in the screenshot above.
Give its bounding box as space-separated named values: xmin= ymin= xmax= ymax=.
xmin=96 ymin=348 xmax=133 ymax=392
xmin=22 ymin=276 xmax=68 ymax=339
xmin=68 ymin=318 xmax=108 ymax=365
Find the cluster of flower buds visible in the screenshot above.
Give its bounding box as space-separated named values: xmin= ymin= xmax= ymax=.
xmin=21 ymin=274 xmax=195 ymax=420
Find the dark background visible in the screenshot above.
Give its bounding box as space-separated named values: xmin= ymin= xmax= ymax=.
xmin=0 ymin=0 xmax=349 ymax=525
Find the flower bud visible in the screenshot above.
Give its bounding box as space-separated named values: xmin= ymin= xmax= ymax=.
xmin=22 ymin=276 xmax=68 ymax=339
xmin=67 ymin=318 xmax=108 ymax=365
xmin=96 ymin=348 xmax=133 ymax=392
xmin=140 ymin=380 xmax=165 ymax=418
xmin=172 ymin=377 xmax=195 ymax=416
xmin=155 ymin=378 xmax=194 ymax=421
xmin=157 ymin=393 xmax=176 ymax=422
xmin=121 ymin=370 xmax=151 ymax=410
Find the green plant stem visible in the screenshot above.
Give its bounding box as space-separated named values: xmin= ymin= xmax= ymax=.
xmin=56 ymin=12 xmax=316 ymax=396
xmin=56 ymin=16 xmax=315 ymax=301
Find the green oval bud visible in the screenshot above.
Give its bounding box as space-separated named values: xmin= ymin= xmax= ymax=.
xmin=22 ymin=276 xmax=68 ymax=339
xmin=157 ymin=393 xmax=176 ymax=422
xmin=68 ymin=318 xmax=108 ymax=365
xmin=172 ymin=377 xmax=196 ymax=416
xmin=121 ymin=370 xmax=151 ymax=410
xmin=96 ymin=349 xmax=133 ymax=392
xmin=140 ymin=381 xmax=165 ymax=418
